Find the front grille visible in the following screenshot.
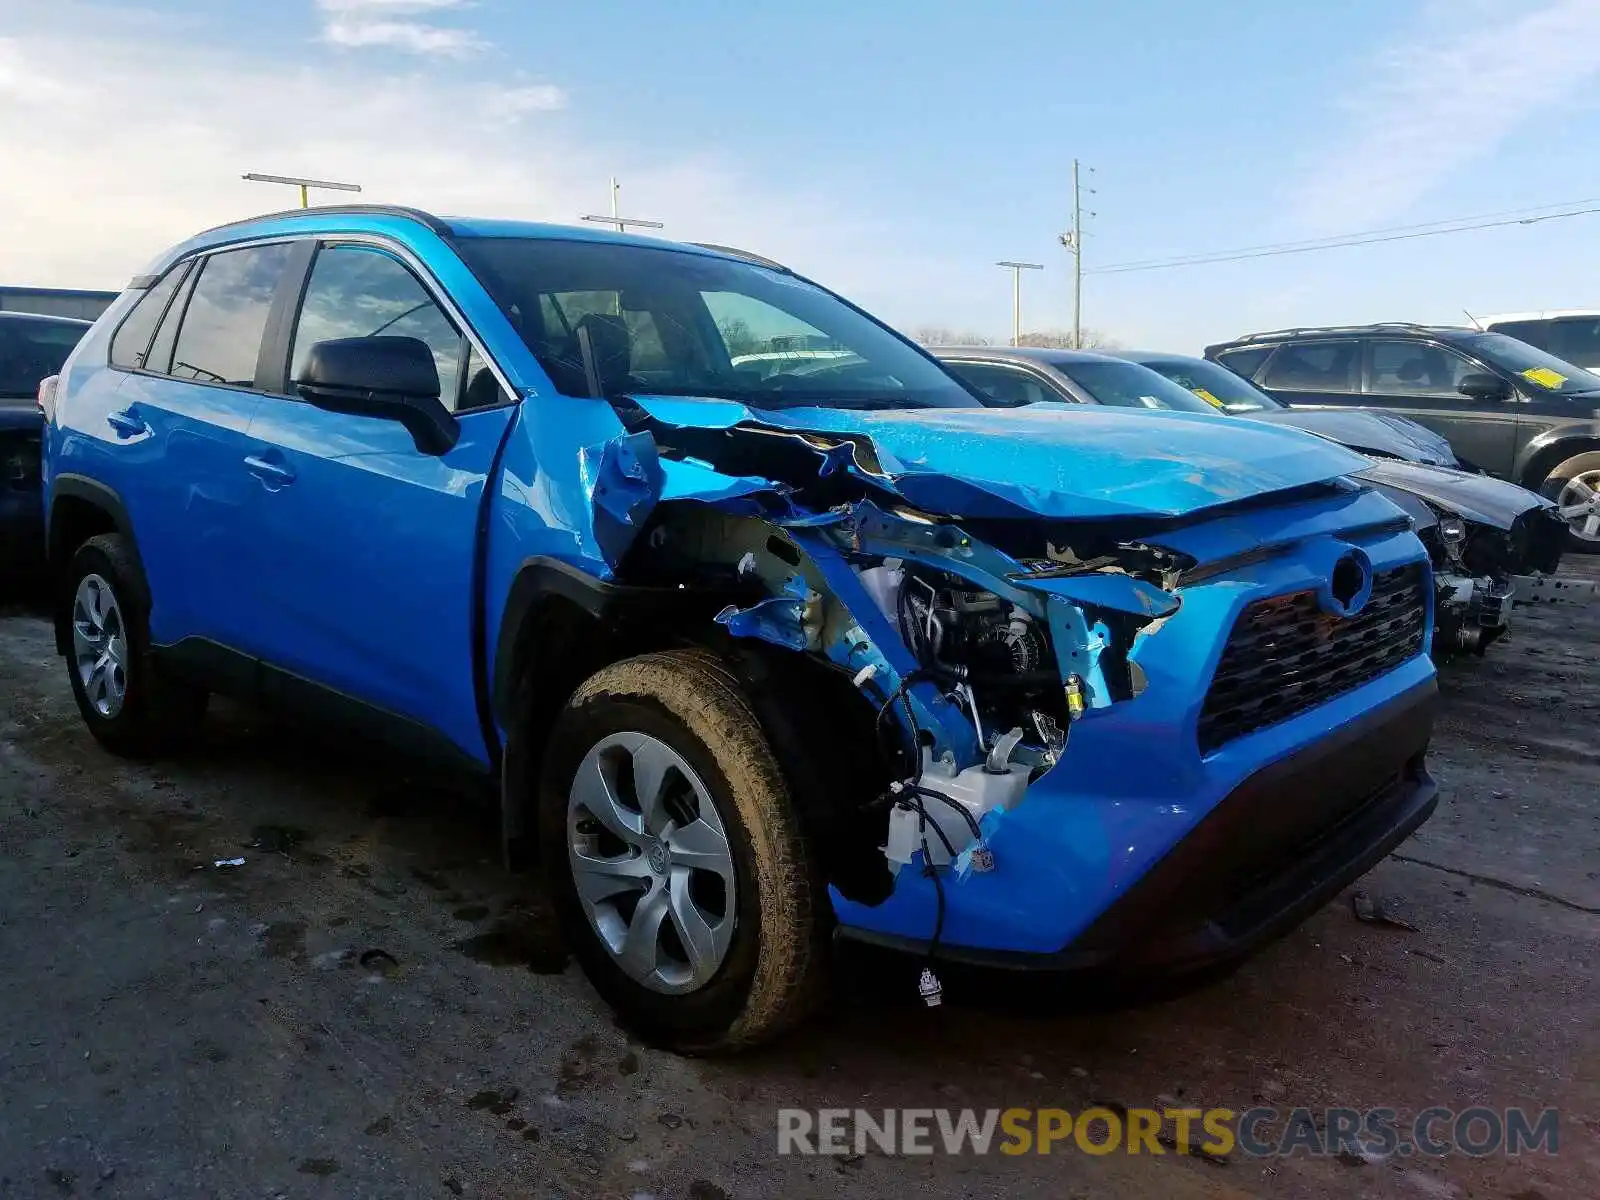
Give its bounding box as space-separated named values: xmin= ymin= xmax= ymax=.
xmin=1198 ymin=563 xmax=1427 ymax=754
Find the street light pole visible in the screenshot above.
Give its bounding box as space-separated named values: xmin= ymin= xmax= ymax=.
xmin=581 ymin=177 xmax=664 ymax=234
xmin=995 ymin=261 xmax=1044 ymax=347
xmin=242 ymin=173 xmax=362 ymax=209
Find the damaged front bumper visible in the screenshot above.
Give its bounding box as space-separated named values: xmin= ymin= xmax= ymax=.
xmin=842 ymin=679 xmax=1436 ymax=977
xmin=825 ymin=493 xmax=1438 ymax=966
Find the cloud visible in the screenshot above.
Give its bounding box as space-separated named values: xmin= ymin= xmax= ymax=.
xmin=314 ymin=0 xmax=486 ymax=58
xmin=0 ymin=17 xmax=936 ymax=326
xmin=1283 ymin=0 xmax=1600 ymax=232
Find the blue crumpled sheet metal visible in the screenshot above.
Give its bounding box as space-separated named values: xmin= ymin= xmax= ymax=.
xmin=626 ymin=394 xmax=1370 ymax=522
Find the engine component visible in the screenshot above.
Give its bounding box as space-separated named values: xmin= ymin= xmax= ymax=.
xmin=886 ymin=565 xmax=1062 ymax=757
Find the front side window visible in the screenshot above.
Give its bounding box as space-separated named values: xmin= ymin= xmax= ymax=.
xmin=453 ymin=237 xmax=973 ymax=410
xmin=170 ymin=244 xmax=294 ymax=387
xmin=1261 ymin=341 xmax=1359 ymax=392
xmin=942 ymin=361 xmax=1057 ymax=408
xmin=109 ymin=265 xmax=188 ymax=371
xmin=290 ymin=245 xmax=467 ymax=408
xmin=1368 ymin=339 xmax=1479 ymax=397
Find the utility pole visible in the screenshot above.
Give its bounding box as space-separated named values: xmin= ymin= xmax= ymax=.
xmin=242 ymin=173 xmax=362 ymax=209
xmin=1058 ymin=159 xmax=1095 ymax=348
xmin=996 ymin=261 xmax=1044 ymax=347
xmin=581 ymin=177 xmax=665 ymax=234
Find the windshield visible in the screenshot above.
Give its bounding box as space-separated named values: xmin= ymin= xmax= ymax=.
xmin=1135 ymin=356 xmax=1285 ymax=413
xmin=0 ymin=316 xmax=87 ymax=398
xmin=1053 ymin=359 xmax=1222 ymax=414
xmin=1457 ymin=332 xmax=1600 ymax=394
xmin=453 ymin=238 xmax=976 ymax=410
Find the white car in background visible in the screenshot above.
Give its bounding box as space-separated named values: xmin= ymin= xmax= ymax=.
xmin=1478 ymin=310 xmax=1600 ymax=372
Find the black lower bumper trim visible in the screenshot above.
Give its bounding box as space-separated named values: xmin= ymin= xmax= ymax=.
xmin=843 ymin=677 xmax=1439 ymax=979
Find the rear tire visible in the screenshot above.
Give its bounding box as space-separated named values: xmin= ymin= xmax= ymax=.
xmin=1540 ymin=450 xmax=1600 ymax=553
xmin=63 ymin=533 xmax=207 ymax=757
xmin=538 ymin=649 xmax=828 ymax=1052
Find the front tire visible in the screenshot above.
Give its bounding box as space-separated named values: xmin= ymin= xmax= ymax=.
xmin=63 ymin=533 xmax=206 ymax=757
xmin=1540 ymin=450 xmax=1600 ymax=553
xmin=538 ymin=649 xmax=828 ymax=1052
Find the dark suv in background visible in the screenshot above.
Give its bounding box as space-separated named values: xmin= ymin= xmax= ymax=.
xmin=1205 ymin=323 xmax=1600 ymax=550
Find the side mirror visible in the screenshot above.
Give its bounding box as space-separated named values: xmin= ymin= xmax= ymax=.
xmin=1458 ymin=372 xmax=1512 ymax=402
xmin=295 ymin=336 xmax=459 ymax=455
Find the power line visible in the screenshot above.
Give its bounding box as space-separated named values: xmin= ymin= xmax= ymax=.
xmin=1092 ymin=196 xmax=1600 ymax=270
xmin=1088 ymin=199 xmax=1600 ymax=276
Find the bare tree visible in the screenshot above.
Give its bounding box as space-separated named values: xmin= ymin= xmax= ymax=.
xmin=1017 ymin=328 xmax=1121 ymax=350
xmin=910 ymin=325 xmax=993 ymax=348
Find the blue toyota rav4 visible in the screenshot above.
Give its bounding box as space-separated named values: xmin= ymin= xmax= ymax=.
xmin=41 ymin=207 xmax=1440 ymax=1050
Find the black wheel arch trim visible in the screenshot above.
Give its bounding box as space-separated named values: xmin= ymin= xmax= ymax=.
xmin=48 ymin=475 xmax=142 ymax=656
xmin=489 ymin=556 xmax=729 ymax=728
xmin=1513 ymin=421 xmax=1600 ymax=486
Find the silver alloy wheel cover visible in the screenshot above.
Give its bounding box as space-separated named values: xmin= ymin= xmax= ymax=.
xmin=566 ymin=732 xmax=738 ymax=995
xmin=1556 ymin=469 xmax=1600 ymax=544
xmin=72 ymin=573 xmax=129 ymax=719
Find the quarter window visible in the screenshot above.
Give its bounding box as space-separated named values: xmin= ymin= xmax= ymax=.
xmin=1212 ymin=346 xmax=1270 ymax=380
xmin=1261 ymin=341 xmax=1359 ymax=392
xmin=144 ymin=264 xmax=200 ymax=377
xmin=290 ymin=245 xmax=467 ymax=409
xmin=170 ymin=244 xmax=295 ymax=387
xmin=109 ymin=265 xmax=188 ymax=371
xmin=1367 ymin=339 xmax=1478 ymax=397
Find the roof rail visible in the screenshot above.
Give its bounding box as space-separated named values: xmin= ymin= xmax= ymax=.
xmin=1231 ymin=321 xmax=1438 ymax=344
xmin=191 ymin=204 xmax=455 ymax=242
xmin=689 ymin=242 xmax=791 ymax=272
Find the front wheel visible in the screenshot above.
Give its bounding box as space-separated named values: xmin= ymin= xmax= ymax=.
xmin=538 ymin=650 xmax=828 ymax=1052
xmin=1540 ymin=450 xmax=1600 ymax=553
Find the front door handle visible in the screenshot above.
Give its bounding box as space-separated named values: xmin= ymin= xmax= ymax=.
xmin=244 ymin=455 xmax=296 ymax=487
xmin=106 ymin=410 xmax=149 ymax=439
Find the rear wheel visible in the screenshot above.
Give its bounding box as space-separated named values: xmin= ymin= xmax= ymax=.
xmin=538 ymin=649 xmax=828 ymax=1052
xmin=1540 ymin=450 xmax=1600 ymax=553
xmin=63 ymin=533 xmax=207 ymax=756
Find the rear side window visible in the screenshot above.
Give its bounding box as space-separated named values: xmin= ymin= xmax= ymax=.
xmin=1260 ymin=341 xmax=1359 ymax=392
xmin=170 ymin=244 xmax=294 ymax=387
xmin=109 ymin=265 xmax=188 ymax=370
xmin=1212 ymin=346 xmax=1270 ymax=379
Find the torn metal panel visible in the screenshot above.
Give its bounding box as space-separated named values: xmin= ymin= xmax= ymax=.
xmin=1019 ymin=574 xmax=1180 ymax=620
xmin=786 ymin=527 xmax=982 ymax=765
xmin=579 ymin=432 xmax=663 ymax=566
xmin=713 ymin=576 xmax=821 ymax=652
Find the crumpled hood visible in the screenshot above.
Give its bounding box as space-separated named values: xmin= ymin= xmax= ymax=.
xmin=1355 ymin=459 xmax=1550 ymax=529
xmin=629 ymin=396 xmax=1371 ymax=521
xmin=1241 ymin=408 xmax=1458 ymax=466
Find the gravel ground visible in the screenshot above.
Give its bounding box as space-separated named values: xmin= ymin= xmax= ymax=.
xmin=0 ymin=566 xmax=1596 ymax=1200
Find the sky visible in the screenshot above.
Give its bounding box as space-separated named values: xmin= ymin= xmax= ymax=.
xmin=4 ymin=0 xmax=1600 ymax=352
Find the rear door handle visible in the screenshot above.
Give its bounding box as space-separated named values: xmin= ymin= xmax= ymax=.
xmin=106 ymin=410 xmax=149 ymax=439
xmin=244 ymin=455 xmax=296 ymax=487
